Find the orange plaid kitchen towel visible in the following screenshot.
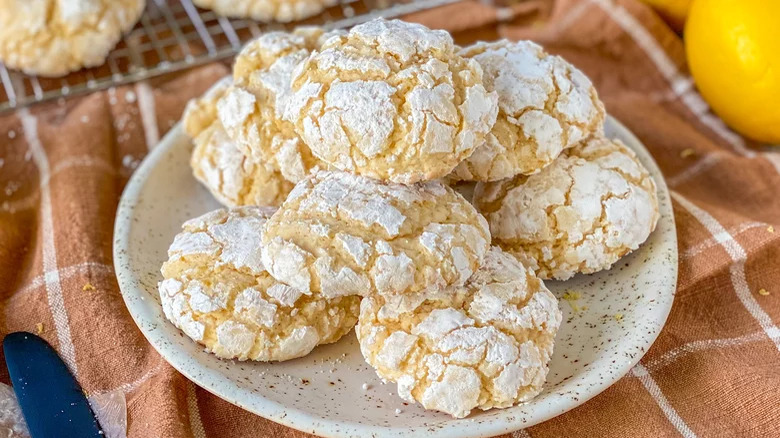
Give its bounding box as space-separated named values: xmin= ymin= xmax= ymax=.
xmin=0 ymin=0 xmax=778 ymax=437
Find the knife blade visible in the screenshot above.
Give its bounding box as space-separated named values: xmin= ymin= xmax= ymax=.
xmin=3 ymin=332 xmax=103 ymax=438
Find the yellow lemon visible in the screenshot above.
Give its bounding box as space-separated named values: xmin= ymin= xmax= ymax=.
xmin=685 ymin=0 xmax=780 ymax=144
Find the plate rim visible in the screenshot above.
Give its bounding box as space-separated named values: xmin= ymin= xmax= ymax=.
xmin=113 ymin=115 xmax=678 ymax=438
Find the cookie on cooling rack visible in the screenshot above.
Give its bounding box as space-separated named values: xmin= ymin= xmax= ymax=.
xmin=183 ymin=78 xmax=293 ymax=207
xmin=474 ymin=135 xmax=659 ymax=281
xmin=159 ymin=206 xmax=360 ymax=361
xmin=356 ymin=247 xmax=562 ymax=418
xmin=217 ymin=28 xmax=342 ymax=184
xmin=452 ymin=40 xmax=605 ymax=182
xmin=260 ymin=170 xmax=491 ymax=298
xmin=283 ymin=19 xmax=498 ymax=184
xmin=0 ymin=0 xmax=145 ymax=77
xmin=193 ymin=0 xmax=337 ymax=23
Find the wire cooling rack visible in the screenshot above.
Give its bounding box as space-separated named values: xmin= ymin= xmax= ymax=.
xmin=0 ymin=0 xmax=458 ymax=113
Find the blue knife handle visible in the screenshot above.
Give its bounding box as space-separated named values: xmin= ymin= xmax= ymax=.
xmin=3 ymin=332 xmax=103 ymax=438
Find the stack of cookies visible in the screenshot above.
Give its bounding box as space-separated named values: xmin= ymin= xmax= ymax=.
xmin=160 ymin=18 xmax=659 ymax=418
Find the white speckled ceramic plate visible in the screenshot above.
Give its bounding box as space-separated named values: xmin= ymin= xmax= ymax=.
xmin=114 ymin=115 xmax=677 ymax=438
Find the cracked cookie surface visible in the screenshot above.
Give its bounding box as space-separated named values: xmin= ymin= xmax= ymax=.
xmin=260 ymin=170 xmax=491 ymax=298
xmin=356 ymin=247 xmax=562 ymax=418
xmin=283 ymin=19 xmax=498 ymax=184
xmin=475 ymin=135 xmax=659 ymax=280
xmin=159 ymin=206 xmax=360 ymax=361
xmin=184 ymin=78 xmax=293 ymax=207
xmin=218 ymin=28 xmax=341 ymax=184
xmin=0 ymin=0 xmax=145 ymax=77
xmin=453 ymin=40 xmax=605 ymax=181
xmin=193 ymin=0 xmax=335 ymax=22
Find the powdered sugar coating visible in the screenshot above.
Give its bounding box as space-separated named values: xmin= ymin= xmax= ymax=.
xmin=193 ymin=0 xmax=336 ymax=23
xmin=284 ymin=19 xmax=498 ymax=184
xmin=183 ymin=78 xmax=293 ymax=207
xmin=218 ymin=28 xmax=341 ymax=184
xmin=475 ymin=135 xmax=659 ymax=280
xmin=0 ymin=0 xmax=145 ymax=77
xmin=261 ymin=170 xmax=491 ymax=298
xmin=453 ymin=40 xmax=605 ymax=181
xmin=357 ymin=247 xmax=562 ymax=418
xmin=159 ymin=206 xmax=360 ymax=361
xmin=183 ymin=77 xmax=232 ymax=139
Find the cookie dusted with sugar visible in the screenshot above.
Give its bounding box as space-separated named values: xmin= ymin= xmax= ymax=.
xmin=356 ymin=247 xmax=562 ymax=418
xmin=231 ymin=27 xmax=341 ymax=84
xmin=283 ymin=19 xmax=499 ymax=184
xmin=261 ymin=170 xmax=491 ymax=298
xmin=193 ymin=0 xmax=336 ymax=23
xmin=475 ymin=135 xmax=659 ymax=280
xmin=183 ymin=78 xmax=227 ymax=139
xmin=159 ymin=206 xmax=360 ymax=361
xmin=218 ymin=28 xmax=341 ymax=183
xmin=184 ymin=78 xmax=293 ymax=207
xmin=452 ymin=40 xmax=605 ymax=181
xmin=190 ymin=123 xmax=293 ymax=208
xmin=0 ymin=0 xmax=145 ymax=77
